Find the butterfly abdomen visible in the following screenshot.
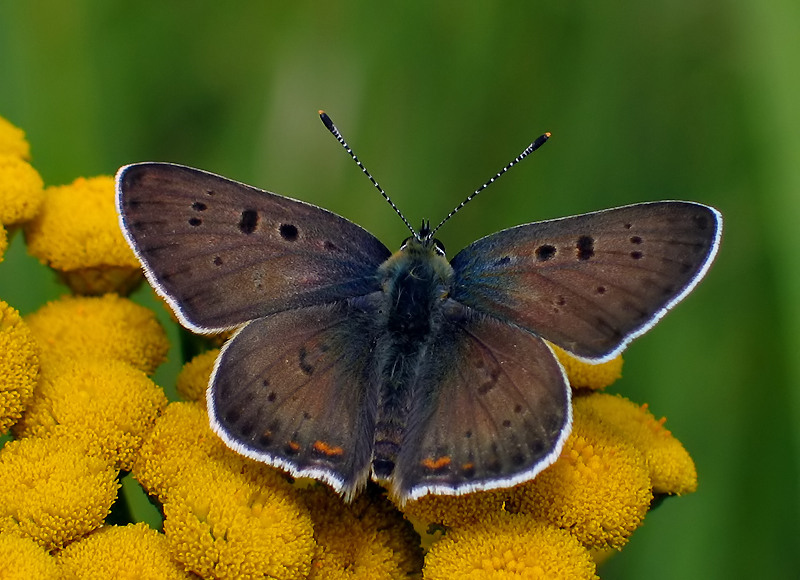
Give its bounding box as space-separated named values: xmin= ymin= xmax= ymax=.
xmin=371 ymin=242 xmax=453 ymax=480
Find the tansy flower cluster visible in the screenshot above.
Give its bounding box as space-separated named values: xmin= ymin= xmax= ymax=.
xmin=0 ymin=115 xmax=698 ymax=579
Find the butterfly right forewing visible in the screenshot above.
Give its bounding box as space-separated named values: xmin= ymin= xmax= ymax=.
xmin=450 ymin=202 xmax=721 ymax=360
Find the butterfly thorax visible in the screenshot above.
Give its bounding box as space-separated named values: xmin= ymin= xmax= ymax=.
xmin=371 ymin=237 xmax=453 ymax=479
xmin=378 ymin=237 xmax=453 ymax=338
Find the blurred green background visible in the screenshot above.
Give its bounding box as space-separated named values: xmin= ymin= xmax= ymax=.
xmin=1 ymin=2 xmax=798 ymax=578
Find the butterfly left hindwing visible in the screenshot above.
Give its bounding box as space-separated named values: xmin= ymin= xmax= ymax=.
xmin=208 ymin=296 xmax=381 ymax=498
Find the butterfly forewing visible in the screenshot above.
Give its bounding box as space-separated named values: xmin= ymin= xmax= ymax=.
xmin=450 ymin=202 xmax=721 ymax=360
xmin=208 ymin=297 xmax=381 ymax=498
xmin=116 ymin=163 xmax=391 ymax=332
xmin=392 ymin=300 xmax=571 ymax=501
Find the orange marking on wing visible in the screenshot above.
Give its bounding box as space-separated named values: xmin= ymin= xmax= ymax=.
xmin=287 ymin=441 xmax=301 ymax=452
xmin=422 ymin=456 xmax=452 ymax=470
xmin=313 ymin=440 xmax=344 ymax=456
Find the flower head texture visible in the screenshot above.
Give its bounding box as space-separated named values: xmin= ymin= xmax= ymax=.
xmin=24 ymin=175 xmax=141 ymax=294
xmin=0 ymin=532 xmax=59 ymax=580
xmin=0 ymin=300 xmax=39 ymax=433
xmin=551 ymin=344 xmax=623 ymax=390
xmin=0 ymin=115 xmax=31 ymax=160
xmin=175 ymin=348 xmax=219 ymax=404
xmin=13 ymin=358 xmax=168 ymax=470
xmin=508 ymin=393 xmax=653 ymax=550
xmin=402 ymin=487 xmax=508 ymax=529
xmin=575 ymin=393 xmax=697 ymax=495
xmin=423 ymin=512 xmax=598 ymax=580
xmin=0 ymin=434 xmax=119 ymax=551
xmin=133 ymin=402 xmax=223 ymax=501
xmin=133 ymin=401 xmax=289 ymax=503
xmin=135 ymin=403 xmax=314 ymax=577
xmin=162 ymin=458 xmax=316 ymax=579
xmin=25 ymin=293 xmax=169 ymax=375
xmin=0 ymin=155 xmax=45 ymax=227
xmin=56 ymin=523 xmax=191 ymax=580
xmin=300 ymin=484 xmax=424 ymax=579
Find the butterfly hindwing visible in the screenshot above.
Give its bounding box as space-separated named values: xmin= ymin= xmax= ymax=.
xmin=391 ymin=300 xmax=571 ymax=501
xmin=450 ymin=202 xmax=721 ymax=360
xmin=116 ymin=163 xmax=391 ymax=332
xmin=208 ymin=296 xmax=381 ymax=498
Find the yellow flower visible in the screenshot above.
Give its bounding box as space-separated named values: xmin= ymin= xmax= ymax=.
xmin=300 ymin=484 xmax=423 ymax=579
xmin=56 ymin=523 xmax=191 ymax=580
xmin=163 ymin=458 xmax=316 ymax=579
xmin=0 ymin=531 xmax=59 ymax=580
xmin=0 ymin=434 xmax=119 ymax=551
xmin=176 ymin=349 xmax=219 ymax=404
xmin=550 ymin=343 xmax=623 ymax=390
xmin=0 ymin=116 xmax=31 ymax=160
xmin=508 ymin=393 xmax=653 ymax=550
xmin=0 ymin=300 xmax=39 ymax=433
xmin=0 ymin=222 xmax=7 ymax=262
xmin=24 ymin=175 xmax=142 ymax=294
xmin=139 ymin=406 xmax=316 ymax=577
xmin=402 ymin=488 xmax=508 ymax=529
xmin=423 ymin=512 xmax=598 ymax=580
xmin=13 ymin=358 xmax=168 ymax=470
xmin=0 ymin=155 xmax=45 ymax=227
xmin=576 ymin=393 xmax=697 ymax=495
xmin=25 ymin=293 xmax=169 ymax=375
xmin=133 ymin=401 xmax=289 ymax=502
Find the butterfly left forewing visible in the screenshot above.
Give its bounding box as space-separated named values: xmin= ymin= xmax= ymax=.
xmin=116 ymin=163 xmax=391 ymax=332
xmin=450 ymin=201 xmax=721 ymax=360
xmin=208 ymin=297 xmax=380 ymax=498
xmin=390 ymin=300 xmax=571 ymax=502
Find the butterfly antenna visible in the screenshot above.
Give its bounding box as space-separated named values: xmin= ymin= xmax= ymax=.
xmin=429 ymin=132 xmax=551 ymax=237
xmin=319 ymin=111 xmax=417 ymax=238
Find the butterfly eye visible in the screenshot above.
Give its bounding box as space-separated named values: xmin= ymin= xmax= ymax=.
xmin=400 ymin=236 xmax=414 ymax=251
xmin=433 ymin=239 xmax=446 ymax=256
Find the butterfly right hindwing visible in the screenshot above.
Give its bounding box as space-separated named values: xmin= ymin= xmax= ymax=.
xmin=391 ymin=300 xmax=571 ymax=501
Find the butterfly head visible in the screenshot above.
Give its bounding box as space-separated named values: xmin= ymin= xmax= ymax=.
xmin=401 ymin=219 xmax=446 ymax=257
xmin=379 ymin=219 xmax=453 ymax=293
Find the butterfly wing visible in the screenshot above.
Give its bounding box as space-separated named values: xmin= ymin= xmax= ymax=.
xmin=450 ymin=201 xmax=722 ymax=360
xmin=391 ymin=300 xmax=571 ymax=501
xmin=208 ymin=296 xmax=380 ymax=499
xmin=116 ymin=163 xmax=391 ymax=332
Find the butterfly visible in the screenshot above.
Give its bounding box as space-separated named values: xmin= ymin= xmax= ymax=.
xmin=116 ymin=112 xmax=721 ymax=503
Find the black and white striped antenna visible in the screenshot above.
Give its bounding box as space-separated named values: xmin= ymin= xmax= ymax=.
xmin=428 ymin=131 xmax=550 ymax=238
xmin=319 ymin=111 xmax=417 ymax=238
xmin=320 ymin=110 xmax=550 ymax=242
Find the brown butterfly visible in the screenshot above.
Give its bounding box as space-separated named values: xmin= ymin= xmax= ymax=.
xmin=116 ymin=113 xmax=721 ymax=502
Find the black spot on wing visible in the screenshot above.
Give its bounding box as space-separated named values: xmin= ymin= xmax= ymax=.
xmin=535 ymin=244 xmax=556 ymax=261
xmin=239 ymin=209 xmax=259 ymax=234
xmin=576 ymin=235 xmax=595 ymax=260
xmin=279 ymin=223 xmax=299 ymax=241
